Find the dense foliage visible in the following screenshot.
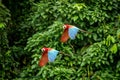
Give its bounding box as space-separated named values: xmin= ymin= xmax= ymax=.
xmin=0 ymin=0 xmax=120 ymax=79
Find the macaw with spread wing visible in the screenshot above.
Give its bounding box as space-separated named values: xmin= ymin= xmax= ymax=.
xmin=60 ymin=24 xmax=87 ymax=43
xmin=39 ymin=47 xmax=59 ymax=67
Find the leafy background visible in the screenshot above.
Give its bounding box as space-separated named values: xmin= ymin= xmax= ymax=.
xmin=0 ymin=0 xmax=120 ymax=80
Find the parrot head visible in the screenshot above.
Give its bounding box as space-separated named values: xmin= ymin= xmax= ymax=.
xmin=41 ymin=47 xmax=48 ymax=52
xmin=63 ymin=24 xmax=71 ymax=29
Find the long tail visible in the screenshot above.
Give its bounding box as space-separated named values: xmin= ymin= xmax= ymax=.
xmin=59 ymin=51 xmax=70 ymax=57
xmin=79 ymin=29 xmax=92 ymax=34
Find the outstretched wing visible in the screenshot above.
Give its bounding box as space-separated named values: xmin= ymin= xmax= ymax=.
xmin=68 ymin=26 xmax=79 ymax=39
xmin=39 ymin=52 xmax=48 ymax=67
xmin=60 ymin=29 xmax=69 ymax=42
xmin=48 ymin=49 xmax=59 ymax=62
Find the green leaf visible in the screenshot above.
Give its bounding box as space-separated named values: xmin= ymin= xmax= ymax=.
xmin=93 ymin=33 xmax=97 ymax=41
xmin=106 ymin=35 xmax=115 ymax=46
xmin=117 ymin=29 xmax=120 ymax=39
xmin=101 ymin=0 xmax=105 ymax=2
xmin=108 ymin=6 xmax=112 ymax=10
xmin=111 ymin=36 xmax=115 ymax=43
xmin=0 ymin=22 xmax=5 ymax=28
xmin=73 ymin=3 xmax=85 ymax=11
xmin=5 ymin=50 xmax=11 ymax=56
xmin=110 ymin=44 xmax=117 ymax=54
xmin=72 ymin=16 xmax=78 ymax=21
xmin=81 ymin=62 xmax=85 ymax=67
xmin=86 ymin=16 xmax=90 ymax=20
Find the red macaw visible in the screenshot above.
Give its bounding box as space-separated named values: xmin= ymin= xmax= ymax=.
xmin=60 ymin=24 xmax=79 ymax=42
xmin=39 ymin=47 xmax=59 ymax=67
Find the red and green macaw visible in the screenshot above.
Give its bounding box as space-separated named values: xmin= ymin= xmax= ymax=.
xmin=39 ymin=47 xmax=59 ymax=67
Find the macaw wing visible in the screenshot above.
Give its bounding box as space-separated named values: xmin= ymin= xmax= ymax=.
xmin=39 ymin=52 xmax=48 ymax=67
xmin=60 ymin=29 xmax=69 ymax=42
xmin=68 ymin=27 xmax=79 ymax=39
xmin=48 ymin=49 xmax=59 ymax=62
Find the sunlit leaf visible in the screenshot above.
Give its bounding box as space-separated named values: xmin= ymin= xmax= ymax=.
xmin=0 ymin=22 xmax=5 ymax=28
xmin=110 ymin=44 xmax=117 ymax=54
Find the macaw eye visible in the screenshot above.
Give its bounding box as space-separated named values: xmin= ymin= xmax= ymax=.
xmin=41 ymin=48 xmax=45 ymax=52
xmin=63 ymin=25 xmax=66 ymax=29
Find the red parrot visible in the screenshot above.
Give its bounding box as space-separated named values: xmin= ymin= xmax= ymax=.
xmin=60 ymin=24 xmax=79 ymax=42
xmin=60 ymin=24 xmax=89 ymax=42
xmin=39 ymin=47 xmax=59 ymax=67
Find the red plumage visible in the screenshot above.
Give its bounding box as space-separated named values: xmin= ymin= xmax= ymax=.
xmin=39 ymin=51 xmax=48 ymax=67
xmin=60 ymin=24 xmax=72 ymax=42
xmin=60 ymin=28 xmax=69 ymax=42
xmin=39 ymin=48 xmax=52 ymax=67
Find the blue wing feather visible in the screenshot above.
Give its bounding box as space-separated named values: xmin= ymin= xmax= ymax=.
xmin=68 ymin=26 xmax=79 ymax=39
xmin=48 ymin=49 xmax=59 ymax=62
